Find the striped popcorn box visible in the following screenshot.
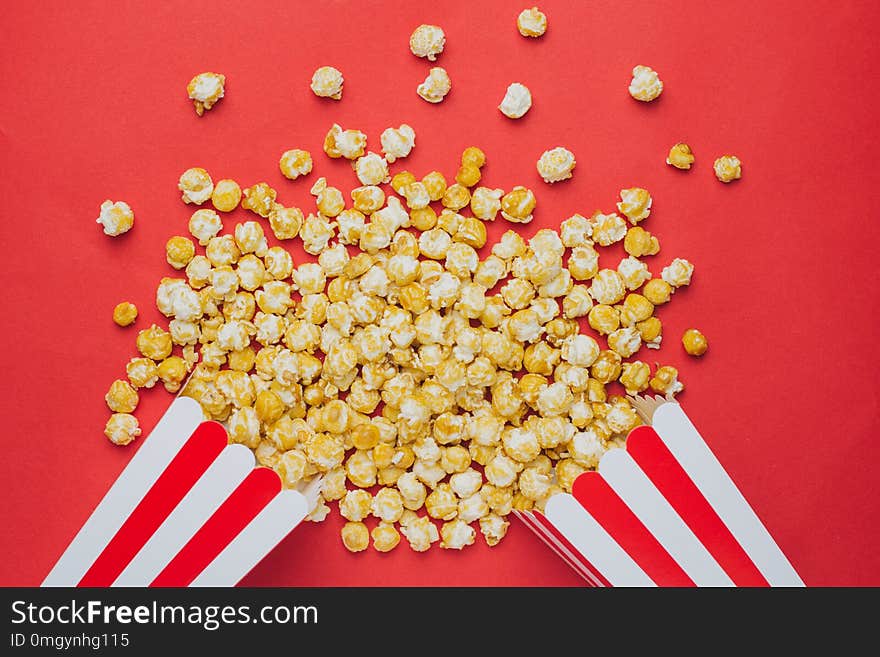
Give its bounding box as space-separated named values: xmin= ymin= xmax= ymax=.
xmin=515 ymin=396 xmax=804 ymax=587
xmin=43 ymin=397 xmax=318 ymax=587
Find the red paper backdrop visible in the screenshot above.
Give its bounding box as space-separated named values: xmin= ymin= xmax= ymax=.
xmin=2 ymin=0 xmax=878 ymax=586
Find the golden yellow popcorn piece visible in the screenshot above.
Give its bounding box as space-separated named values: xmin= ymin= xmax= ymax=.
xmin=637 ymin=316 xmax=662 ymax=349
xmin=440 ymin=519 xmax=476 ymax=549
xmin=136 ymin=324 xmax=173 ymax=361
xmin=401 ymin=516 xmax=440 ymax=552
xmin=479 ymin=513 xmax=509 ymax=546
xmin=377 ymin=125 xmax=414 ymax=165
xmin=323 ymin=124 xmax=367 ymax=160
xmin=617 ymin=187 xmax=652 ymax=224
xmin=126 ymin=357 xmax=158 ymax=389
xmin=104 ymin=413 xmax=141 ymax=446
xmin=341 ymin=521 xmax=369 ymax=553
xmin=501 ymin=186 xmax=536 ymax=223
xmin=417 ymin=67 xmax=452 ymax=103
xmin=661 ymin=258 xmax=694 ymax=288
xmin=354 ymin=152 xmax=390 ymax=186
xmin=113 ymin=302 xmax=138 ymax=327
xmin=157 ymin=356 xmax=188 ymax=393
xmin=714 ymin=154 xmax=742 ymax=183
xmin=667 ymin=142 xmax=695 ymax=170
xmin=517 ymin=6 xmax=548 ymax=37
xmin=410 ymin=24 xmax=445 ymax=60
xmin=268 ymin=206 xmax=303 ymax=241
xmin=187 ymin=72 xmax=225 ymax=116
xmin=188 ymin=209 xmax=223 ymax=246
xmin=618 ymin=255 xmax=651 ymax=291
xmin=279 ymin=149 xmax=313 ymax=180
xmin=650 ymin=365 xmax=684 ymax=395
xmin=105 ymin=379 xmax=139 ymax=413
xmin=178 ymin=168 xmax=214 ymax=205
xmin=624 ymin=226 xmax=660 ymax=257
xmin=241 ymin=182 xmax=277 ymax=218
xmin=96 ymin=200 xmax=134 ymax=236
xmin=619 ymin=361 xmax=651 ymax=394
xmin=211 ymin=179 xmax=241 ymax=212
xmin=461 ymin=146 xmax=486 ymax=169
xmin=589 ymin=269 xmax=626 ymax=305
xmin=628 ymin=65 xmax=663 ymax=102
xmin=371 ymin=522 xmax=401 ymax=552
xmin=682 ymin=328 xmax=708 ymax=356
xmin=536 ymin=147 xmax=576 ymax=183
xmin=310 ymin=65 xmax=343 ymax=99
xmin=591 ymin=212 xmax=627 ymax=247
xmin=499 ymin=82 xmax=532 ymax=119
xmin=643 ymin=278 xmax=672 ymax=305
xmin=165 ymin=236 xmax=196 ymax=270
xmin=455 ymin=164 xmax=482 ymax=188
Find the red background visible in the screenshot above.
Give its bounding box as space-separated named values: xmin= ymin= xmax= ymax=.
xmin=2 ymin=0 xmax=878 ymax=586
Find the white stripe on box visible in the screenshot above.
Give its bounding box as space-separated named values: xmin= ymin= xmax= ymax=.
xmin=545 ymin=493 xmax=655 ymax=587
xmin=652 ymin=403 xmax=804 ymax=587
xmin=189 ymin=489 xmax=309 ymax=587
xmin=42 ymin=397 xmax=204 ymax=587
xmin=514 ymin=511 xmax=603 ymax=586
xmin=112 ymin=444 xmax=255 ymax=587
xmin=599 ymin=448 xmax=735 ymax=587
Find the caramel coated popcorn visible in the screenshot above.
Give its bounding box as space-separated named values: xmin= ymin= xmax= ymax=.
xmin=187 ymin=72 xmax=225 ymax=116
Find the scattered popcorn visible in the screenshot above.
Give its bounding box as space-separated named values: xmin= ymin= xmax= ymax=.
xmin=499 ymin=82 xmax=532 ymax=119
xmin=536 ymin=147 xmax=576 ymax=183
xmin=409 ymin=24 xmax=445 ymax=61
xmin=380 ymin=124 xmax=416 ymax=163
xmin=617 ymin=187 xmax=652 ymax=224
xmin=667 ymin=143 xmax=695 ymax=170
xmin=341 ymin=521 xmax=370 ymax=552
xmin=178 ymin=168 xmax=214 ymax=205
xmin=417 ymin=67 xmax=452 ymax=103
xmin=310 ymin=66 xmax=344 ymax=99
xmin=517 ymin=6 xmax=548 ymax=37
xmin=661 ymin=258 xmax=694 ymax=288
xmin=714 ymin=155 xmax=742 ymax=183
xmin=279 ymin=149 xmax=313 ymax=180
xmin=682 ymin=328 xmax=708 ymax=356
xmin=211 ymin=179 xmax=241 ymax=212
xmin=113 ymin=302 xmax=138 ymax=327
xmin=105 ymin=131 xmax=709 ymax=558
xmin=104 ymin=413 xmax=141 ymax=446
xmin=187 ymin=72 xmax=225 ymax=116
xmin=628 ymin=65 xmax=663 ymax=102
xmin=96 ymin=200 xmax=134 ymax=236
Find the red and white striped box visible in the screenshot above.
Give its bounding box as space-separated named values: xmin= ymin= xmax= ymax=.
xmin=43 ymin=397 xmax=314 ymax=587
xmin=516 ymin=400 xmax=803 ymax=586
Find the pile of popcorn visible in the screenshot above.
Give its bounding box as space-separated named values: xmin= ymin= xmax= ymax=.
xmin=98 ymin=7 xmax=732 ymax=555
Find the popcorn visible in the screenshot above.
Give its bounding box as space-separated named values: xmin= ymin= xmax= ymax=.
xmin=341 ymin=522 xmax=370 ymax=553
xmin=618 ymin=256 xmax=651 ymax=290
xmin=517 ymin=6 xmax=548 ymax=37
xmin=279 ymin=149 xmax=313 ymax=180
xmin=166 ymin=236 xmax=195 ymax=269
xmin=650 ymin=365 xmax=684 ymax=395
xmin=589 ymin=269 xmax=626 ymax=305
xmin=499 ymin=82 xmax=532 ymax=119
xmin=211 ymin=179 xmax=242 ymax=212
xmin=401 ymin=516 xmax=440 ymax=552
xmin=661 ymin=258 xmax=694 ymax=288
xmin=380 ymin=124 xmax=416 ymax=163
xmin=409 ymin=24 xmax=446 ymax=61
xmin=105 ymin=379 xmax=139 ymax=413
xmin=178 ymin=168 xmax=214 ymax=205
xmin=371 ymin=522 xmax=401 ymax=552
xmin=617 ymin=187 xmax=652 ymax=224
xmin=643 ymin=278 xmax=672 ymax=305
xmin=113 ymin=302 xmax=138 ymax=327
xmin=624 ymin=226 xmax=660 ymax=257
xmin=417 ymin=67 xmax=452 ymax=103
xmin=591 ymin=212 xmax=627 ymax=246
xmin=620 ymin=361 xmax=651 ymax=394
xmin=241 ymin=182 xmax=277 ymax=218
xmin=714 ymin=155 xmax=742 ymax=182
xmin=536 ymin=147 xmax=576 ymax=183
xmin=188 ymin=209 xmax=223 ymax=245
xmin=104 ymin=413 xmax=141 ymax=446
xmin=628 ymin=65 xmax=663 ymax=102
xmin=310 ymin=66 xmax=343 ymax=99
xmin=187 ymin=72 xmax=225 ymax=115
xmin=682 ymin=328 xmax=708 ymax=356
xmin=667 ymin=143 xmax=695 ymax=170
xmin=501 ymin=186 xmax=536 ymax=223
xmin=479 ymin=514 xmax=509 ymax=546
xmin=96 ymin=200 xmax=134 ymax=236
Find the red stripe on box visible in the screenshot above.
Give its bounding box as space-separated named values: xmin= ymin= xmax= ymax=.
xmin=77 ymin=422 xmax=227 ymax=587
xmin=150 ymin=467 xmax=281 ymax=587
xmin=572 ymin=473 xmax=695 ymax=587
xmin=627 ymin=425 xmax=769 ymax=587
xmin=526 ymin=511 xmax=608 ymax=586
